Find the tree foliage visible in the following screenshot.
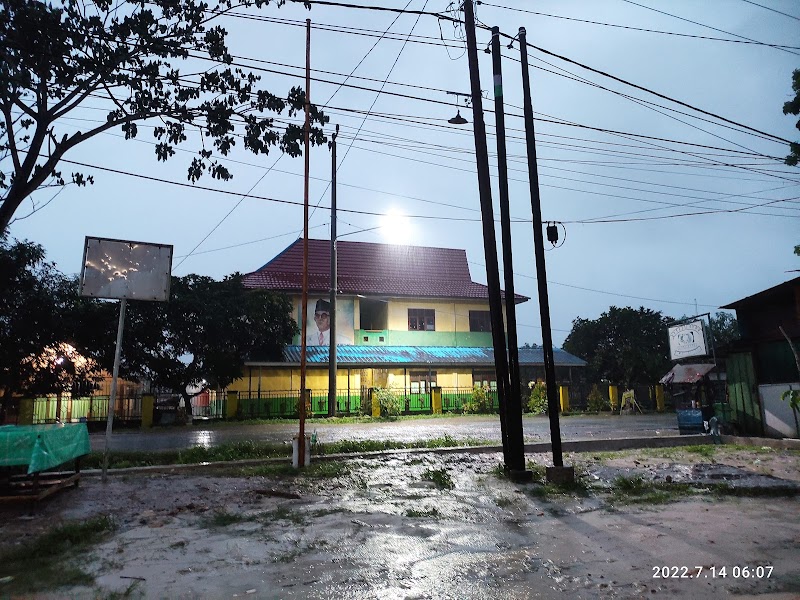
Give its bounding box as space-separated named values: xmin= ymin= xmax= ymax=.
xmin=0 ymin=0 xmax=327 ymax=232
xmin=784 ymin=68 xmax=800 ymax=166
xmin=1 ymin=239 xmax=297 ymax=415
xmin=0 ymin=235 xmax=86 ymax=399
xmin=706 ymin=311 xmax=739 ymax=349
xmin=562 ymin=306 xmax=674 ymax=387
xmin=90 ymin=273 xmax=298 ymax=409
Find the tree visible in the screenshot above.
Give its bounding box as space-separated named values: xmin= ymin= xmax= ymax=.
xmin=562 ymin=306 xmax=674 ymax=388
xmin=784 ymin=68 xmax=800 ymax=166
xmin=1 ymin=236 xmax=72 ymax=397
xmin=0 ymin=235 xmax=104 ymax=421
xmin=92 ymin=273 xmax=297 ymax=414
xmin=0 ymin=0 xmax=327 ymax=233
xmin=707 ymin=311 xmax=739 ymax=350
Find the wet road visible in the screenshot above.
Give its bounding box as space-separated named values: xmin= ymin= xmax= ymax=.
xmin=92 ymin=413 xmax=681 ymax=452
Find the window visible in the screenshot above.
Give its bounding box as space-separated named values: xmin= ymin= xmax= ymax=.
xmin=469 ymin=310 xmax=492 ymax=332
xmin=472 ymin=370 xmax=497 ymax=391
xmin=410 ymin=371 xmax=437 ymax=393
xmin=360 ymin=298 xmax=388 ymax=330
xmin=408 ymin=308 xmax=435 ymax=331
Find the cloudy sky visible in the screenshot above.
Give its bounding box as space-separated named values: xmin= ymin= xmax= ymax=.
xmin=7 ymin=0 xmax=800 ymax=347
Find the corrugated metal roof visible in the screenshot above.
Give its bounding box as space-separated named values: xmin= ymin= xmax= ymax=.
xmin=659 ymin=363 xmax=715 ymax=384
xmin=255 ymin=345 xmax=587 ymax=368
xmin=242 ymin=239 xmax=528 ymax=303
xmin=720 ymin=276 xmax=800 ymax=310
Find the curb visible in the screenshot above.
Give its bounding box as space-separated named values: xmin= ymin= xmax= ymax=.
xmin=79 ymin=433 xmax=721 ymax=478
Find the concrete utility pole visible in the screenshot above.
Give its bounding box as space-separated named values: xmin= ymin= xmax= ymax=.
xmin=328 ymin=124 xmax=339 ymax=417
xmin=517 ymin=26 xmax=573 ymax=483
xmin=490 ymin=25 xmax=528 ymax=477
xmin=298 ymin=18 xmax=311 ymax=467
xmin=462 ymin=0 xmax=512 ymax=469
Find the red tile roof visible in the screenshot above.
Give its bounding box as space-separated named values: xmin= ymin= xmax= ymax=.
xmin=243 ymin=238 xmax=528 ymax=303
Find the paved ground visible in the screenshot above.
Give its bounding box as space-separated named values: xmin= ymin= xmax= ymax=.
xmin=92 ymin=413 xmax=682 ymax=452
xmin=2 ymin=444 xmax=799 ymax=599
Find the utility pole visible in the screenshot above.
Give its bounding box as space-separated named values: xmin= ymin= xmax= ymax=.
xmin=518 ymin=27 xmax=573 ymax=483
xmin=328 ymin=124 xmax=339 ymax=418
xmin=298 ymin=18 xmax=311 ymax=467
xmin=490 ymin=26 xmax=528 ymax=477
xmin=463 ymin=0 xmax=512 ymax=469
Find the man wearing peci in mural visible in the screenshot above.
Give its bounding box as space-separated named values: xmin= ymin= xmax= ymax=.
xmin=306 ymin=299 xmax=333 ymax=346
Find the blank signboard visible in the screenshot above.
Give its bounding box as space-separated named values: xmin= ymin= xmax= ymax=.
xmin=79 ymin=237 xmax=172 ymax=302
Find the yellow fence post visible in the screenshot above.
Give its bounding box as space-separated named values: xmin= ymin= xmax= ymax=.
xmin=559 ymin=385 xmax=570 ymax=413
xmin=141 ymin=394 xmax=155 ymax=429
xmin=226 ymin=391 xmax=239 ymax=420
xmin=18 ymin=398 xmax=34 ymax=425
xmin=371 ymin=388 xmax=381 ymax=418
xmin=431 ymin=386 xmax=442 ymax=414
xmin=655 ymin=384 xmax=665 ymax=413
xmin=608 ymin=385 xmax=619 ymax=411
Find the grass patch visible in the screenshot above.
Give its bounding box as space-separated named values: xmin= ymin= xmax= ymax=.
xmin=607 ymin=475 xmax=692 ymax=505
xmin=405 ymin=507 xmax=440 ymax=518
xmin=524 ymin=462 xmax=547 ymax=483
xmin=85 ymin=435 xmax=496 ymax=471
xmin=261 ymin=507 xmax=306 ymax=525
xmin=494 ymin=495 xmax=516 ymax=508
xmin=421 ymin=467 xmax=455 ymax=490
xmin=0 ymin=515 xmax=116 ymax=595
xmin=239 ymin=460 xmax=350 ymax=479
xmin=317 ymin=435 xmax=492 ymax=456
xmin=203 ymin=510 xmax=253 ymax=527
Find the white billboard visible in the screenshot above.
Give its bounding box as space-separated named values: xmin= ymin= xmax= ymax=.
xmin=79 ymin=237 xmax=173 ymax=302
xmin=668 ymin=320 xmax=709 ymax=360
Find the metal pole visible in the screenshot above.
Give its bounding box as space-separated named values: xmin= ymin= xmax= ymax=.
xmin=328 ymin=125 xmax=339 ymax=417
xmin=518 ymin=27 xmax=567 ymax=471
xmin=463 ymin=0 xmax=511 ymax=467
xmin=102 ymin=298 xmax=126 ymax=482
xmin=298 ymin=18 xmax=311 ymax=466
xmin=491 ymin=26 xmax=527 ymax=474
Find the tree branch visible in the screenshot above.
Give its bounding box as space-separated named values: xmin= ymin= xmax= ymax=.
xmin=1 ymin=102 xmax=22 ymax=174
xmin=49 ymin=73 xmax=106 ymax=120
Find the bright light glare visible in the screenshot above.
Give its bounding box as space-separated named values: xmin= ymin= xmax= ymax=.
xmin=381 ymin=210 xmax=413 ymax=245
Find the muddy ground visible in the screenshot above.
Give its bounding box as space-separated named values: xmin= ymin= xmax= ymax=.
xmin=1 ymin=445 xmax=799 ymax=599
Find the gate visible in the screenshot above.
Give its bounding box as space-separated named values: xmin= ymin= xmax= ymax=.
xmin=727 ymin=352 xmax=763 ymax=436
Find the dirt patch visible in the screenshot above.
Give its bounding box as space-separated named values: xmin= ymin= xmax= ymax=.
xmin=1 ymin=447 xmax=799 ymax=599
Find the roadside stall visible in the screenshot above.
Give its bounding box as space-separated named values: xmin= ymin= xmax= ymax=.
xmin=0 ymin=423 xmax=90 ymax=501
xmin=660 ymin=363 xmax=722 ymax=434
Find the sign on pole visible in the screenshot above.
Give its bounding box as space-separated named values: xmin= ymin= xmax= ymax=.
xmin=79 ymin=237 xmax=172 ymax=301
xmin=668 ymin=320 xmax=709 ymax=361
xmin=79 ymin=237 xmax=172 ymax=481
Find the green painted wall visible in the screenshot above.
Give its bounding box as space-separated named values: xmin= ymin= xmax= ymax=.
xmin=355 ymin=330 xmax=493 ymax=347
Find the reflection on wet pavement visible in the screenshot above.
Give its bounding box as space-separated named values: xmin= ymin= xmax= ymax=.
xmin=93 ymin=414 xmax=681 ymax=452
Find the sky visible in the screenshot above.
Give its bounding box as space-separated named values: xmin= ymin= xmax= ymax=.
xmin=6 ymin=0 xmax=800 ymax=347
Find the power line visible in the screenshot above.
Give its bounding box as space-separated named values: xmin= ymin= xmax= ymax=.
xmin=739 ymin=0 xmax=800 ymax=22
xmin=478 ymin=1 xmax=800 ymax=49
xmin=619 ymin=0 xmax=800 ymax=56
xmin=283 ymin=0 xmax=793 ymax=144
xmin=58 ymin=156 xmax=800 ymax=225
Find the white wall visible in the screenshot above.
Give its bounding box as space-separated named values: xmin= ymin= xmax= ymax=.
xmin=758 ymin=383 xmax=800 ymax=439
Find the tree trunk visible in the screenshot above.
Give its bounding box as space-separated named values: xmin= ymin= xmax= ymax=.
xmin=181 ymin=391 xmax=193 ymax=424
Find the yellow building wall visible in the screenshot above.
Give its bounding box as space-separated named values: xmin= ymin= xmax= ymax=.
xmin=229 ymin=366 xmax=362 ymax=394
xmin=387 ymin=299 xmax=495 ymax=333
xmin=379 ymin=369 xmax=471 ymax=390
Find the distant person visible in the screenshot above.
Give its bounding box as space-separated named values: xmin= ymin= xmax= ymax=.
xmin=306 ymin=299 xmax=331 ymax=346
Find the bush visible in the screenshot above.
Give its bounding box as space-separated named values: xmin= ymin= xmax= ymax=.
xmin=463 ymin=384 xmax=493 ymax=414
xmin=527 ymin=381 xmax=548 ymax=414
xmin=373 ymin=386 xmax=403 ymax=417
xmin=586 ymin=384 xmax=610 ymax=412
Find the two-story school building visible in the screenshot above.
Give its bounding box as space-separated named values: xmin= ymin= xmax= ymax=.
xmin=230 ymin=238 xmax=585 ymax=416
